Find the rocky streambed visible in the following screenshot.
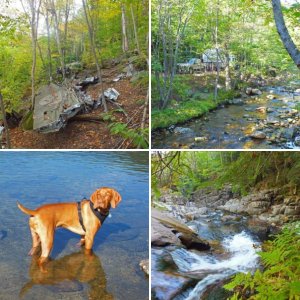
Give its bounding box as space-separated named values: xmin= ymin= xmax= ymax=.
xmin=151 ymin=186 xmax=300 ymax=299
xmin=152 ymin=86 xmax=300 ymax=149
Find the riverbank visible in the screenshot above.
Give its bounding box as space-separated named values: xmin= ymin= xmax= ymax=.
xmin=151 ymin=89 xmax=239 ymax=130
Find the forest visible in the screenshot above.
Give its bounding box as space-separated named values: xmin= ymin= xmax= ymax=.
xmin=0 ymin=0 xmax=149 ymax=149
xmin=151 ymin=0 xmax=300 ymax=149
xmin=151 ymin=151 xmax=300 ymax=299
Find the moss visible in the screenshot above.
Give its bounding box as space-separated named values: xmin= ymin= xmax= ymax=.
xmin=151 ymin=90 xmax=239 ymax=130
xmin=20 ymin=110 xmax=33 ymax=130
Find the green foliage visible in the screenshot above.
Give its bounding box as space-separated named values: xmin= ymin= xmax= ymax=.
xmin=152 ymin=89 xmax=239 ymax=130
xmin=108 ymin=122 xmax=149 ymax=149
xmin=224 ymin=222 xmax=300 ymax=300
xmin=219 ymin=152 xmax=300 ymax=195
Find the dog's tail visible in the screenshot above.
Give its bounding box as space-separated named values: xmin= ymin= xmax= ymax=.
xmin=17 ymin=202 xmax=37 ymax=216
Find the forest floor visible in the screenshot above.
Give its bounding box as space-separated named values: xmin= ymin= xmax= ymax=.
xmin=9 ymin=65 xmax=148 ymax=149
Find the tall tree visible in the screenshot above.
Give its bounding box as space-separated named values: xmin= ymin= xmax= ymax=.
xmin=21 ymin=0 xmax=42 ymax=107
xmin=272 ymin=0 xmax=300 ymax=69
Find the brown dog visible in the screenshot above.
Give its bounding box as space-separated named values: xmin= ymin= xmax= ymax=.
xmin=17 ymin=187 xmax=121 ymax=264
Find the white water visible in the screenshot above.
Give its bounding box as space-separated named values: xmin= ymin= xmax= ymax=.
xmin=171 ymin=231 xmax=261 ymax=300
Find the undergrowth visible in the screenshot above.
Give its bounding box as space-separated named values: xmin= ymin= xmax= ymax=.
xmin=224 ymin=221 xmax=300 ymax=300
xmin=108 ymin=122 xmax=148 ymax=149
xmin=152 ymin=89 xmax=239 ymax=130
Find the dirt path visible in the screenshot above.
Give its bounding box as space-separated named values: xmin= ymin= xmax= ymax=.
xmin=9 ymin=66 xmax=148 ymax=149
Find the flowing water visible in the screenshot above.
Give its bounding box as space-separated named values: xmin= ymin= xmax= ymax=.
xmin=152 ymin=210 xmax=262 ymax=300
xmin=152 ymin=87 xmax=300 ymax=149
xmin=0 ymin=152 xmax=149 ymax=300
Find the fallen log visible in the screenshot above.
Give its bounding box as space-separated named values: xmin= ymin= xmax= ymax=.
xmin=70 ymin=115 xmax=104 ymax=123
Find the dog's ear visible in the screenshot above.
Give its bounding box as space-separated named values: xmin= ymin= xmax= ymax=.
xmin=90 ymin=189 xmax=102 ymax=208
xmin=110 ymin=189 xmax=121 ymax=208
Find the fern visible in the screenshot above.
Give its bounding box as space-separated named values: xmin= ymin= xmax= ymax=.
xmin=225 ymin=222 xmax=300 ymax=300
xmin=108 ymin=122 xmax=149 ymax=149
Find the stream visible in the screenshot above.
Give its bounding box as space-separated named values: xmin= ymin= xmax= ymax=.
xmin=152 ymin=210 xmax=262 ymax=300
xmin=152 ymin=87 xmax=300 ymax=149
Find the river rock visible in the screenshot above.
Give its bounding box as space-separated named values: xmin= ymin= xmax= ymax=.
xmin=267 ymin=107 xmax=275 ymax=113
xmin=195 ymin=136 xmax=207 ymax=142
xmin=250 ymin=131 xmax=266 ymax=139
xmin=256 ymin=106 xmax=267 ymax=113
xmin=174 ymin=127 xmax=194 ymax=134
xmin=284 ymin=206 xmax=300 ymax=216
xmin=191 ymin=185 xmax=235 ymax=208
xmin=177 ymin=233 xmax=210 ymax=251
xmin=246 ymin=87 xmax=263 ymax=95
xmin=152 ymin=216 xmax=180 ymax=247
xmin=229 ymin=98 xmax=244 ymax=105
xmin=159 ymin=192 xmax=188 ymax=205
xmin=139 ymin=259 xmax=149 ymax=276
xmin=152 ymin=209 xmax=210 ymax=250
xmin=294 ymin=136 xmax=300 ymax=146
xmin=266 ymin=94 xmax=276 ymax=100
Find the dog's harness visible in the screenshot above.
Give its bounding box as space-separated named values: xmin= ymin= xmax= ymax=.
xmin=77 ymin=199 xmax=109 ymax=232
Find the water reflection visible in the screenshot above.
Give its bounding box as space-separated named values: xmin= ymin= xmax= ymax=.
xmin=21 ymin=250 xmax=113 ymax=300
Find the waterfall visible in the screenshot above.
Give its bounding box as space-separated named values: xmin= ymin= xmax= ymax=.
xmin=171 ymin=231 xmax=261 ymax=299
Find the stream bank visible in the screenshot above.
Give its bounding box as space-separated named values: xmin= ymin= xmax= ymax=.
xmin=152 ymin=86 xmax=300 ymax=149
xmin=152 ymin=185 xmax=300 ymax=299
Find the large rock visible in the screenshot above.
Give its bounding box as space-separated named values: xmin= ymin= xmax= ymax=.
xmin=191 ymin=185 xmax=235 ymax=208
xmin=246 ymin=87 xmax=262 ymax=96
xmin=151 ymin=209 xmax=210 ymax=251
xmin=152 ymin=215 xmax=180 ymax=247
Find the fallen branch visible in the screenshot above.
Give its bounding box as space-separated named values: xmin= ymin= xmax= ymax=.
xmin=70 ymin=115 xmax=104 ymax=123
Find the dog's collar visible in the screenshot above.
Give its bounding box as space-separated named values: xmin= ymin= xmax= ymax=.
xmin=77 ymin=199 xmax=109 ymax=232
xmin=89 ymin=200 xmax=109 ymax=225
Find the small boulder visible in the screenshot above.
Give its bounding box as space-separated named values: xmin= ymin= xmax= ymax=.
xmin=256 ymin=106 xmax=267 ymax=113
xmin=250 ymin=131 xmax=266 ymax=139
xmin=139 ymin=259 xmax=149 ymax=276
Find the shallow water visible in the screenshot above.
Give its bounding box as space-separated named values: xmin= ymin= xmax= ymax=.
xmin=152 ymin=210 xmax=261 ymax=300
xmin=0 ymin=152 xmax=149 ymax=300
xmin=152 ymin=87 xmax=300 ymax=149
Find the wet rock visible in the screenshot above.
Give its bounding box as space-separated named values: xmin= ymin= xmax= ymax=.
xmin=139 ymin=259 xmax=149 ymax=276
xmin=250 ymin=131 xmax=266 ymax=139
xmin=194 ymin=136 xmax=207 ymax=142
xmin=266 ymin=117 xmax=279 ymax=125
xmin=177 ymin=233 xmax=210 ymax=251
xmin=152 ymin=216 xmax=180 ymax=247
xmin=294 ymin=136 xmax=300 ymax=146
xmin=174 ymin=127 xmax=194 ymax=134
xmin=229 ymin=98 xmax=244 ymax=105
xmin=152 ymin=209 xmax=210 ymax=250
xmin=267 ymin=107 xmax=275 ymax=113
xmin=256 ymin=106 xmax=267 ymax=113
xmin=266 ymin=94 xmax=276 ymax=100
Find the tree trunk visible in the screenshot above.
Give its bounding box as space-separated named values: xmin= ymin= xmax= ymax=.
xmin=50 ymin=0 xmax=66 ymax=80
xmin=214 ymin=0 xmax=220 ymax=102
xmin=225 ymin=46 xmax=232 ymax=90
xmin=130 ymin=4 xmax=140 ymax=55
xmin=121 ymin=3 xmax=129 ymax=53
xmin=63 ymin=0 xmax=70 ymax=66
xmin=45 ymin=7 xmax=53 ymax=82
xmin=82 ymin=0 xmax=107 ymax=112
xmin=272 ymin=0 xmax=300 ymax=68
xmin=0 ymin=93 xmax=11 ymax=149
